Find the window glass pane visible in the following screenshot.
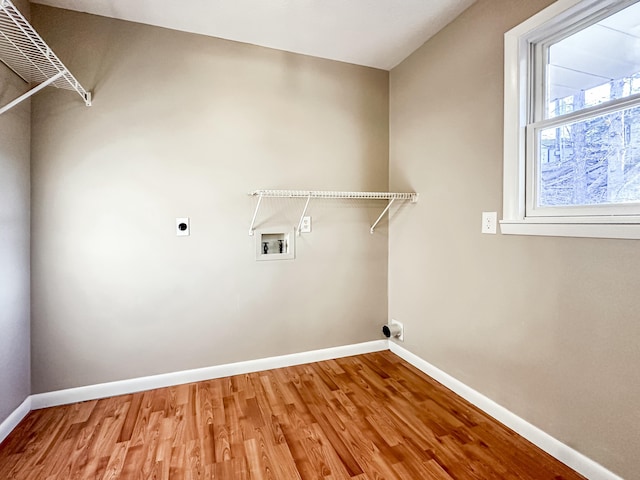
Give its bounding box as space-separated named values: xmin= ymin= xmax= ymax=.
xmin=538 ymin=104 xmax=640 ymax=207
xmin=546 ymin=1 xmax=640 ymax=118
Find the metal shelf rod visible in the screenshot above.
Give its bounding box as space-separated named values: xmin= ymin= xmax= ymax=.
xmin=248 ymin=192 xmax=264 ymax=236
xmin=370 ymin=198 xmax=395 ymax=234
xmin=0 ymin=69 xmax=63 ymax=115
xmin=296 ymin=194 xmax=312 ymax=236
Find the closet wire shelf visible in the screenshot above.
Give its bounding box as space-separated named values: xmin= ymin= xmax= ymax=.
xmin=248 ymin=189 xmax=419 ymax=236
xmin=0 ymin=0 xmax=91 ymax=114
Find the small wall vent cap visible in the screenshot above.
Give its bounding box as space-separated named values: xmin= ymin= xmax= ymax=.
xmin=382 ymin=322 xmax=402 ymax=339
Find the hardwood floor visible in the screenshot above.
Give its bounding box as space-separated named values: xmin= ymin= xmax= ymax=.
xmin=0 ymin=351 xmax=585 ymax=479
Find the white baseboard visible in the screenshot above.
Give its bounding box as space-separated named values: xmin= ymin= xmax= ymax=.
xmin=31 ymin=340 xmax=388 ymax=410
xmin=0 ymin=396 xmax=31 ymax=445
xmin=389 ymin=342 xmax=623 ymax=480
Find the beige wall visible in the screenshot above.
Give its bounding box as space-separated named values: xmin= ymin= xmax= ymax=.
xmin=389 ymin=0 xmax=640 ymax=478
xmin=30 ymin=6 xmax=389 ymax=393
xmin=0 ymin=0 xmax=31 ymax=424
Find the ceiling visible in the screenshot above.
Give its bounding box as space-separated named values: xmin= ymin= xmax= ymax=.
xmin=29 ymin=0 xmax=475 ymax=70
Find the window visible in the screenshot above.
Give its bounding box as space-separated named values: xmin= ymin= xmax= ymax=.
xmin=502 ymin=0 xmax=640 ymax=239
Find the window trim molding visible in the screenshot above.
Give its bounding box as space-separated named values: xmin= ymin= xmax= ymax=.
xmin=501 ymin=0 xmax=640 ymax=240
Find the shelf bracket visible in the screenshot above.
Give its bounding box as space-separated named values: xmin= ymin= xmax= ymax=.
xmin=248 ymin=193 xmax=264 ymax=236
xmin=296 ymin=194 xmax=312 ymax=236
xmin=370 ymin=198 xmax=396 ymax=234
xmin=0 ymin=70 xmax=64 ymax=115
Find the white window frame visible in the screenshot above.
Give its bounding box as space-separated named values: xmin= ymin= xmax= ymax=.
xmin=502 ymin=0 xmax=640 ymax=239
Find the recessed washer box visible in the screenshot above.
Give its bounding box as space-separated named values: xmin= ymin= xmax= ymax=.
xmin=255 ymin=227 xmax=294 ymax=261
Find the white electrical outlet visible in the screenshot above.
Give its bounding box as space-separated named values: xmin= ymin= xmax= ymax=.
xmin=391 ymin=319 xmax=404 ymax=342
xmin=300 ymin=216 xmax=311 ymax=233
xmin=481 ymin=212 xmax=497 ymax=234
xmin=176 ymin=217 xmax=190 ymax=236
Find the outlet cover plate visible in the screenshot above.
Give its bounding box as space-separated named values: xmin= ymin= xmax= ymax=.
xmin=481 ymin=212 xmax=497 ymax=234
xmin=176 ymin=217 xmax=190 ymax=236
xmin=300 ymin=216 xmax=311 ymax=233
xmin=176 ymin=217 xmax=191 ymax=237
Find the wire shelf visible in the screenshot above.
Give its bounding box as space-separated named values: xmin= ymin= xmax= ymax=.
xmin=0 ymin=0 xmax=91 ymax=113
xmin=248 ymin=189 xmax=419 ymax=235
xmin=250 ymin=190 xmax=418 ymax=202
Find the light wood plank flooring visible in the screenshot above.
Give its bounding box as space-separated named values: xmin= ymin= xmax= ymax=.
xmin=0 ymin=351 xmax=585 ymax=479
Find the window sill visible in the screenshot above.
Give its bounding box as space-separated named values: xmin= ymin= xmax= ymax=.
xmin=499 ymin=220 xmax=640 ymax=240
